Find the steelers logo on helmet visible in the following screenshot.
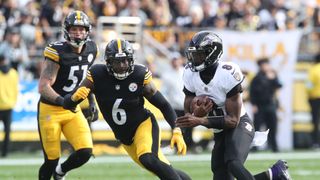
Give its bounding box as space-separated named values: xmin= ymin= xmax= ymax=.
xmin=104 ymin=39 xmax=135 ymax=80
xmin=63 ymin=10 xmax=91 ymax=48
xmin=186 ymin=31 xmax=223 ymax=72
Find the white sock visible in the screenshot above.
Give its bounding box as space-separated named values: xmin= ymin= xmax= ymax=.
xmin=55 ymin=164 xmax=64 ymax=175
xmin=268 ymin=168 xmax=273 ymax=180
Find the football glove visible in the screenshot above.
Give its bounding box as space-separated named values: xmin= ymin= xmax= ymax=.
xmin=63 ymin=94 xmax=77 ymax=112
xmin=71 ymin=87 xmax=91 ymax=101
xmin=63 ymin=87 xmax=91 ymax=112
xmin=87 ymin=102 xmax=99 ymax=122
xmin=170 ymin=128 xmax=187 ymax=155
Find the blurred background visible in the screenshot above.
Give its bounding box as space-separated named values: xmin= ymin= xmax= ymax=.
xmin=0 ymin=0 xmax=319 ymax=156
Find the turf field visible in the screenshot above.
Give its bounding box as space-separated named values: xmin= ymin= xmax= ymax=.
xmin=1 ymin=151 xmax=319 ymax=180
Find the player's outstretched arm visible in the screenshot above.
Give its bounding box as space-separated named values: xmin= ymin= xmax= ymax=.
xmin=143 ymin=81 xmax=187 ymax=155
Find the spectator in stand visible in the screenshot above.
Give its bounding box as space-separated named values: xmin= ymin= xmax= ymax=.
xmin=39 ymin=0 xmax=64 ymax=41
xmin=234 ymin=5 xmax=259 ymax=31
xmin=0 ymin=54 xmax=19 ymax=157
xmin=119 ymin=0 xmax=148 ymax=22
xmin=214 ymin=15 xmax=228 ymax=29
xmin=114 ymin=0 xmax=128 ymax=15
xmin=155 ymin=0 xmax=172 ymax=26
xmin=200 ymin=0 xmax=216 ymax=27
xmin=306 ymin=53 xmax=320 ymax=149
xmin=184 ymin=5 xmax=204 ymax=28
xmin=145 ymin=6 xmax=170 ymax=27
xmin=226 ymin=0 xmax=245 ymax=28
xmin=140 ymin=0 xmax=155 ymax=20
xmin=1 ymin=0 xmax=21 ymax=27
xmin=173 ymin=0 xmax=191 ymax=27
xmin=0 ymin=27 xmax=31 ymax=80
xmin=102 ymin=0 xmax=118 ymax=16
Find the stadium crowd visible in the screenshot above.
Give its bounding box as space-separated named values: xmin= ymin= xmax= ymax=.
xmin=0 ymin=0 xmax=319 ymax=80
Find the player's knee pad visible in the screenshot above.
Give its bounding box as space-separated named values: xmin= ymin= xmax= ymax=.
xmin=75 ymin=148 xmax=92 ymax=164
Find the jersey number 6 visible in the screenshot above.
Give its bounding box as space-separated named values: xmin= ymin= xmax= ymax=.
xmin=112 ymin=98 xmax=127 ymax=125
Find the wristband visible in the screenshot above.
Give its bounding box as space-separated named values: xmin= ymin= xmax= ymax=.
xmin=206 ymin=116 xmax=225 ymax=129
xmin=55 ymin=96 xmax=64 ymax=106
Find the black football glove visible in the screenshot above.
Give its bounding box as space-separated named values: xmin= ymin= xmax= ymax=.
xmin=63 ymin=94 xmax=77 ymax=113
xmin=87 ymin=102 xmax=99 ymax=122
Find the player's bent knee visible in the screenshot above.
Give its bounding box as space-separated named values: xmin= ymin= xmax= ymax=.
xmin=76 ymin=148 xmax=92 ymax=164
xmin=139 ymin=153 xmax=158 ymax=170
xmin=227 ymin=159 xmax=251 ymax=177
xmin=227 ymin=159 xmax=243 ymax=171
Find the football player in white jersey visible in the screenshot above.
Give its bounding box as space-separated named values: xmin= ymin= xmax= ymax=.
xmin=176 ymin=31 xmax=291 ymax=180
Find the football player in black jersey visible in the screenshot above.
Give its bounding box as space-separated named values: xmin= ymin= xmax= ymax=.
xmin=63 ymin=39 xmax=191 ymax=180
xmin=176 ymin=31 xmax=291 ymax=180
xmin=38 ymin=11 xmax=99 ymax=180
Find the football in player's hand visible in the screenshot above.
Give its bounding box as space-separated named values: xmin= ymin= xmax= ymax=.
xmin=190 ymin=95 xmax=214 ymax=117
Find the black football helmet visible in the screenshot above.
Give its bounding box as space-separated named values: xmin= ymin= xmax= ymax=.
xmin=63 ymin=10 xmax=91 ymax=47
xmin=186 ymin=31 xmax=223 ymax=72
xmin=104 ymin=39 xmax=134 ymax=80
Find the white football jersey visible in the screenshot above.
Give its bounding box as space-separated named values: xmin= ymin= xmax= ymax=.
xmin=183 ymin=61 xmax=247 ymax=117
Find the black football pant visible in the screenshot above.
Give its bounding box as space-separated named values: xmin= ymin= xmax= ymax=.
xmin=211 ymin=114 xmax=270 ymax=180
xmin=212 ymin=114 xmax=255 ymax=180
xmin=0 ymin=109 xmax=12 ymax=157
xmin=309 ymin=98 xmax=320 ymax=145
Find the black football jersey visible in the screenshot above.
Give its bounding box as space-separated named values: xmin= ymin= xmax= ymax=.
xmin=41 ymin=40 xmax=98 ymax=104
xmin=88 ymin=64 xmax=153 ymax=145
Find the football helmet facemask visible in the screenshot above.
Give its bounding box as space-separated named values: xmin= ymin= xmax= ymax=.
xmin=63 ymin=10 xmax=91 ymax=48
xmin=186 ymin=31 xmax=223 ymax=72
xmin=104 ymin=39 xmax=134 ymax=80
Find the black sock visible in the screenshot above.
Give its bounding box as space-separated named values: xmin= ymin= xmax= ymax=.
xmin=139 ymin=153 xmax=181 ymax=180
xmin=38 ymin=158 xmax=59 ymax=180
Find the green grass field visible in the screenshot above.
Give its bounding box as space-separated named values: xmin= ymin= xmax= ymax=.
xmin=1 ymin=151 xmax=319 ymax=179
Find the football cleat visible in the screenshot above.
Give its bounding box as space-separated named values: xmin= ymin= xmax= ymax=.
xmin=53 ymin=170 xmax=66 ymax=180
xmin=270 ymin=160 xmax=291 ymax=180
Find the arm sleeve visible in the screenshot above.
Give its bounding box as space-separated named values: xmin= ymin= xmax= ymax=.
xmin=148 ymin=91 xmax=176 ymax=129
xmin=88 ymin=92 xmax=95 ymax=107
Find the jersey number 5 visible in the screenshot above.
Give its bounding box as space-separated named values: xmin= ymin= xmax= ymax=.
xmin=63 ymin=65 xmax=88 ymax=92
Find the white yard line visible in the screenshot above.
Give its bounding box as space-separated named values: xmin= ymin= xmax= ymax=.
xmin=1 ymin=151 xmax=320 ymax=166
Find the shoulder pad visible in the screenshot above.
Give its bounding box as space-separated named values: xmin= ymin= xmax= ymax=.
xmin=44 ymin=41 xmax=68 ymax=63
